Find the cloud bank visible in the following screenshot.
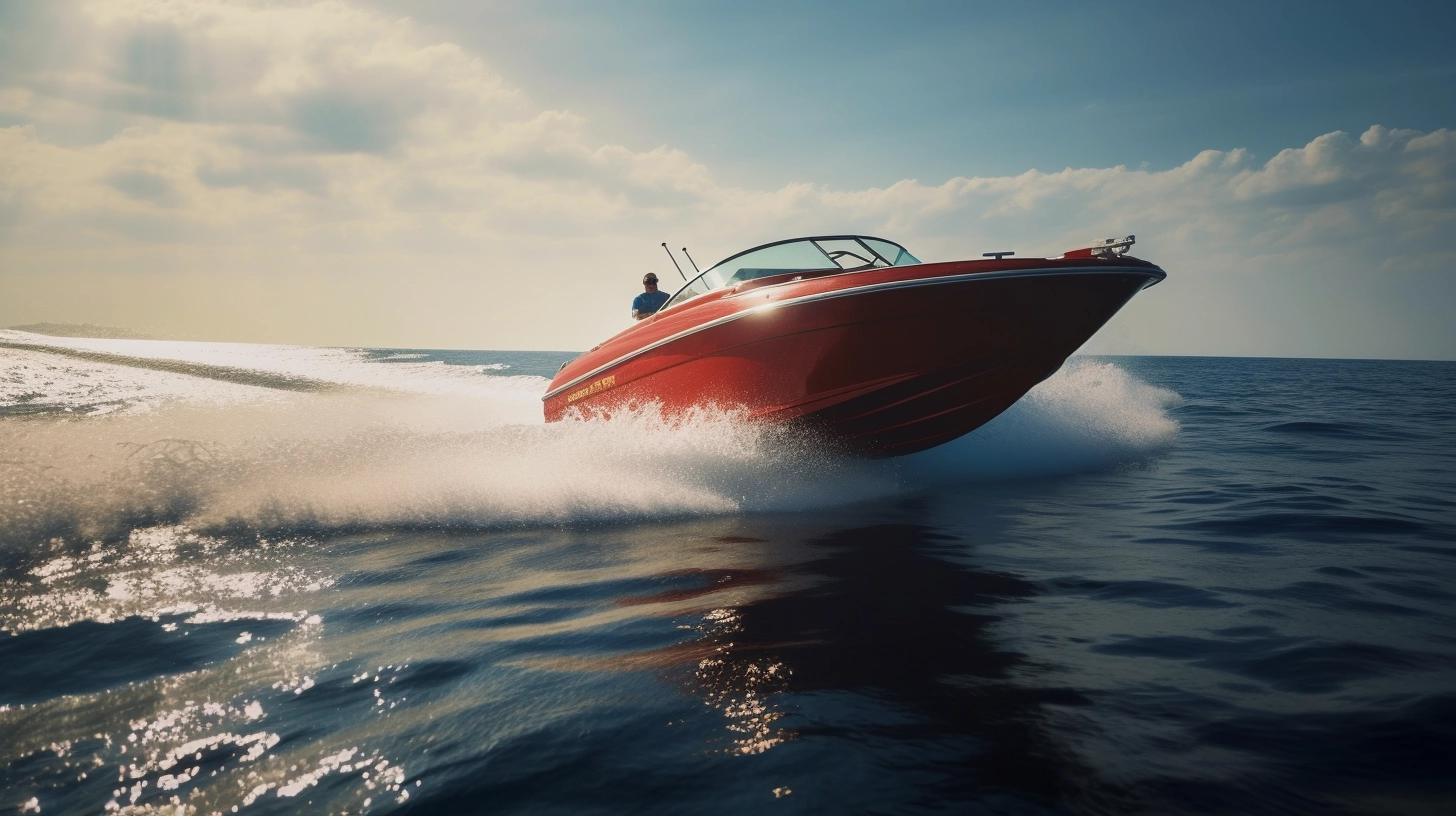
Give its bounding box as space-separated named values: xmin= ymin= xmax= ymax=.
xmin=1 ymin=0 xmax=1452 ymax=357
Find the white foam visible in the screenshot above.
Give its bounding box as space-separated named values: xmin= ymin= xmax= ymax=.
xmin=0 ymin=335 xmax=1179 ymax=544
xmin=0 ymin=330 xmax=545 ymax=406
xmin=899 ymin=360 xmax=1181 ymax=483
xmin=0 ymin=391 xmax=892 ymax=550
xmin=0 ymin=346 xmax=280 ymax=415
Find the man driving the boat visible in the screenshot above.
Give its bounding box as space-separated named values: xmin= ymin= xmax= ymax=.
xmin=632 ymin=273 xmax=670 ymax=320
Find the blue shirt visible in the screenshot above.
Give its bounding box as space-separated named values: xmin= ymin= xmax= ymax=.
xmin=632 ymin=289 xmax=670 ymax=316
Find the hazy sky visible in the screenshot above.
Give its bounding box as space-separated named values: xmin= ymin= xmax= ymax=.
xmin=2 ymin=0 xmax=1453 ymax=357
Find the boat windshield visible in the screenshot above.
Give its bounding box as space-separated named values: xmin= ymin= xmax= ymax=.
xmin=661 ymin=235 xmax=920 ymax=311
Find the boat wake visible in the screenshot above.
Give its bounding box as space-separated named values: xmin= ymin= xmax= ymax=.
xmin=1 ymin=332 xmax=1178 ymax=557
xmin=900 ymin=360 xmax=1181 ymax=484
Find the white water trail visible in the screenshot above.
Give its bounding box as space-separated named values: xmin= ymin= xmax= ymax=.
xmin=899 ymin=360 xmax=1181 ymax=484
xmin=1 ymin=333 xmax=1178 ymax=553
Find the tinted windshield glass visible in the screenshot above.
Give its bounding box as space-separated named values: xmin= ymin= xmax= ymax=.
xmin=863 ymin=238 xmax=920 ymax=266
xmin=661 ymin=236 xmax=917 ymax=312
xmin=709 ymin=241 xmax=836 ymax=284
xmin=814 ymin=238 xmax=885 ymax=270
xmin=662 ymin=241 xmax=833 ymax=310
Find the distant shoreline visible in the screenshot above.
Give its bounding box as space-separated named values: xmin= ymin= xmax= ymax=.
xmin=6 ymin=322 xmax=154 ymax=340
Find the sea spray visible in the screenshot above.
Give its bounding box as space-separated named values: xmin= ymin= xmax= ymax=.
xmin=2 ymin=335 xmax=1180 ymax=557
xmin=0 ymin=392 xmax=894 ymax=553
xmin=897 ymin=359 xmax=1181 ymax=484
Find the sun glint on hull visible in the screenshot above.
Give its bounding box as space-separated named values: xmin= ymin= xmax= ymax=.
xmin=544 ymin=247 xmax=1164 ymax=457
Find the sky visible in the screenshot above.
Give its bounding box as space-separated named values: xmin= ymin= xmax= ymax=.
xmin=1 ymin=0 xmax=1453 ymax=358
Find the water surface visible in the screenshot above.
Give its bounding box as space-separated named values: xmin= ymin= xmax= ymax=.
xmin=1 ymin=332 xmax=1453 ymax=815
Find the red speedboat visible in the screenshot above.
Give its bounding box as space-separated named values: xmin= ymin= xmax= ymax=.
xmin=544 ymin=235 xmax=1165 ymax=456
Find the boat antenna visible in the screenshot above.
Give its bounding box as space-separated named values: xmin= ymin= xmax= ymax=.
xmin=660 ymin=242 xmax=688 ymax=280
xmin=681 ymin=247 xmax=702 ymax=275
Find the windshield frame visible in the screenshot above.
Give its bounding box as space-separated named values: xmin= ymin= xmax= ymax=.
xmin=661 ymin=235 xmax=919 ymax=313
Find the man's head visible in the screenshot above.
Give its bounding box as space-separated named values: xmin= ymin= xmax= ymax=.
xmin=643 ymin=273 xmax=659 ymax=291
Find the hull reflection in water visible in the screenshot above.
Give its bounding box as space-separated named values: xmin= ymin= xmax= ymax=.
xmin=404 ymin=520 xmax=1106 ymax=814
xmin=623 ymin=525 xmax=1093 ymax=790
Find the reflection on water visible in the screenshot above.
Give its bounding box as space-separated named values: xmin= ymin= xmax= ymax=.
xmin=5 ymin=474 xmax=1455 ymax=813
xmin=687 ymin=604 xmax=793 ymax=755
xmin=631 ymin=522 xmax=1110 ymax=810
xmin=0 ymin=511 xmax=1322 ymax=814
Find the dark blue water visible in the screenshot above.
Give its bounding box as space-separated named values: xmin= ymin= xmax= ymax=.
xmin=1 ymin=340 xmax=1454 ymax=815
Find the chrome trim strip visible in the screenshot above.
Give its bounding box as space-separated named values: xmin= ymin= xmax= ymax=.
xmin=542 ymin=265 xmax=1163 ymax=402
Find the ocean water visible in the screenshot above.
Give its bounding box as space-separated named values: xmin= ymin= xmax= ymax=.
xmin=1 ymin=329 xmax=1453 ymax=816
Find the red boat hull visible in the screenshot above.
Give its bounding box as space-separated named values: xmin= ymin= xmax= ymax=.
xmin=544 ymin=257 xmax=1164 ymax=457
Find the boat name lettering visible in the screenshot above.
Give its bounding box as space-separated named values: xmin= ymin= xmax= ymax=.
xmin=567 ymin=375 xmax=617 ymax=403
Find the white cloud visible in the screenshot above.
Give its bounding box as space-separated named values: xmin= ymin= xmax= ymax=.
xmin=0 ymin=0 xmax=1452 ymax=357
